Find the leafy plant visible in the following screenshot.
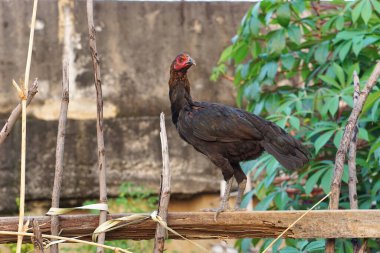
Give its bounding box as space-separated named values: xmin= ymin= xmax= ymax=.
xmin=213 ymin=0 xmax=380 ymax=252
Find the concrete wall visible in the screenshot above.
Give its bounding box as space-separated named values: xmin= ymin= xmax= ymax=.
xmin=0 ymin=0 xmax=251 ymax=214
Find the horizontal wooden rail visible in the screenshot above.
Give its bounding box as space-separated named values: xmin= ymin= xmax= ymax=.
xmin=1 ymin=210 xmax=380 ymax=244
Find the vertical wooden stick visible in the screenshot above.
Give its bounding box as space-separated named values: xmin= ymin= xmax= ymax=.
xmin=86 ymin=0 xmax=108 ymax=251
xmin=153 ymin=113 xmax=172 ymax=253
xmin=326 ymin=63 xmax=380 ymax=252
xmin=50 ymin=61 xmax=70 ymax=253
xmin=16 ymin=0 xmax=38 ymax=251
xmin=349 ymin=71 xmax=360 ymax=252
xmin=348 ymin=70 xmax=360 ymax=210
xmin=32 ymin=220 xmax=44 ymax=253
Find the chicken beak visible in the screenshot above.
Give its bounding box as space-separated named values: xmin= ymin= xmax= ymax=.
xmin=188 ymin=57 xmax=196 ymax=66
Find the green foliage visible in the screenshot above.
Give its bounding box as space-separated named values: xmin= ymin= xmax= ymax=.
xmin=5 ymin=243 xmax=34 ymax=253
xmin=214 ymin=0 xmax=380 ymax=252
xmin=62 ymin=183 xmax=158 ymax=252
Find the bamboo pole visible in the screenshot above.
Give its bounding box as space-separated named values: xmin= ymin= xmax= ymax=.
xmin=50 ymin=61 xmax=70 ymax=253
xmin=153 ymin=113 xmax=172 ymax=253
xmin=16 ymin=0 xmax=38 ymax=252
xmin=326 ymin=62 xmax=380 ymax=252
xmin=86 ymin=0 xmax=108 ymax=251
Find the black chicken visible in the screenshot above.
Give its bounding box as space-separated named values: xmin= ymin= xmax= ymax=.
xmin=168 ymin=53 xmax=309 ymax=218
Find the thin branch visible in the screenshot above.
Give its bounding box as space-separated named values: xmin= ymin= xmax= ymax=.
xmin=358 ymin=239 xmax=368 ymax=253
xmin=86 ymin=0 xmax=108 ymax=251
xmin=153 ymin=113 xmax=172 ymax=253
xmin=17 ymin=0 xmax=38 ymax=251
xmin=348 ymin=70 xmax=360 ymax=210
xmin=326 ymin=62 xmax=380 ymax=253
xmin=0 ymin=80 xmax=38 ymax=145
xmin=31 ymin=220 xmax=44 ymax=253
xmin=349 ymin=71 xmax=360 ymax=252
xmin=50 ymin=61 xmax=69 ymax=253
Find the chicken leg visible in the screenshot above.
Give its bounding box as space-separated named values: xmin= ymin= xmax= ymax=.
xmin=215 ymin=178 xmax=233 ymax=220
xmin=235 ymin=179 xmax=247 ymax=209
xmin=202 ymin=178 xmax=233 ymax=221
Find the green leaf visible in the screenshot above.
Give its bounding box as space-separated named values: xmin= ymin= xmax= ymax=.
xmin=368 ymin=140 xmax=380 ymax=158
xmin=335 ymin=15 xmax=344 ymax=30
xmin=277 ymin=3 xmax=291 ymax=27
xmin=328 ymin=96 xmax=339 ymax=117
xmin=251 ymin=41 xmax=260 ymax=60
xmin=362 ymin=90 xmax=380 ymax=113
xmin=267 ymin=62 xmax=278 ymax=80
xmin=361 ymin=0 xmax=372 ymax=24
xmin=255 ymin=193 xmax=276 ymax=210
xmin=269 ymin=30 xmax=286 ymax=53
xmin=352 ymin=0 xmax=365 ymax=23
xmin=362 ymin=36 xmax=380 ymax=48
xmin=338 ymin=40 xmax=352 ymax=62
xmin=218 ymin=45 xmax=233 ymax=64
xmin=358 ymin=127 xmax=369 ymax=141
xmin=280 ymin=246 xmax=301 ymax=253
xmin=319 ymin=75 xmax=340 ymax=89
xmin=314 ymin=42 xmax=329 ymax=64
xmin=314 ymin=130 xmax=335 ymax=153
xmin=250 ymin=16 xmax=261 ymax=35
xmin=371 ymin=0 xmax=380 ymax=14
xmin=371 ymin=180 xmax=380 ymax=198
xmin=352 ymin=36 xmax=364 ymax=56
xmin=305 ymin=169 xmax=326 ymax=195
xmin=334 ymin=129 xmax=344 ymax=148
xmin=333 ymin=63 xmax=346 ymax=86
xmin=265 ymin=10 xmax=275 ymax=25
xmin=307 ymin=124 xmax=336 ymax=139
xmin=288 ymin=25 xmax=301 ymax=45
xmin=234 ymin=43 xmax=249 ymax=64
xmin=304 ymin=240 xmax=326 ymax=251
xmin=336 ymin=30 xmax=365 ymax=41
xmin=320 ymin=168 xmax=333 ymax=194
xmin=281 ymin=54 xmax=295 ymax=70
xmin=241 ymin=189 xmax=255 ymax=208
xmin=289 ymin=116 xmax=300 ymax=130
xmin=322 ymin=17 xmax=336 ymax=33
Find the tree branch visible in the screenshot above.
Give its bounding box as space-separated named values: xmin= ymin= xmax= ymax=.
xmin=50 ymin=62 xmax=69 ymax=253
xmin=0 ymin=80 xmax=38 ymax=145
xmin=326 ymin=62 xmax=380 ymax=253
xmin=153 ymin=113 xmax=172 ymax=253
xmin=86 ymin=1 xmax=108 ymax=252
xmin=348 ymin=70 xmax=359 ymax=211
xmin=31 ymin=219 xmax=44 ymax=253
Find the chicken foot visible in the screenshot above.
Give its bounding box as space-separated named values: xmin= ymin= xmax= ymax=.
xmin=202 ymin=178 xmax=233 ymax=221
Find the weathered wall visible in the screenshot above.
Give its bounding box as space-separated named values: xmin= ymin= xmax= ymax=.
xmin=0 ymin=0 xmax=251 ymax=214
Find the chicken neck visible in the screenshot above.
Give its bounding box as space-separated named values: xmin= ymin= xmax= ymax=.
xmin=169 ymin=70 xmax=194 ymax=125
